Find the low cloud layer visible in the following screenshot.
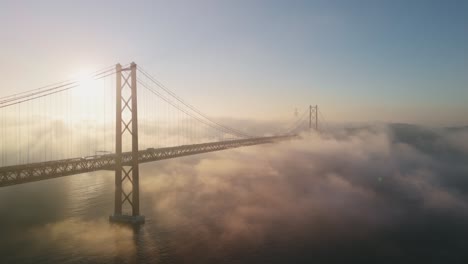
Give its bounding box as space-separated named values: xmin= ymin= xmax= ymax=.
xmin=138 ymin=123 xmax=468 ymax=263
xmin=1 ymin=123 xmax=468 ymax=263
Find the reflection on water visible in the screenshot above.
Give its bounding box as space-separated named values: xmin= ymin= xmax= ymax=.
xmin=0 ymin=166 xmax=284 ymax=264
xmin=0 ymin=157 xmax=320 ymax=264
xmin=0 ymin=170 xmax=158 ymax=264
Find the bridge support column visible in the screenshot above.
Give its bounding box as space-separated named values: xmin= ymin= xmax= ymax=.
xmin=309 ymin=105 xmax=318 ymax=132
xmin=309 ymin=105 xmax=312 ymax=131
xmin=110 ymin=62 xmax=145 ymax=225
xmin=315 ymin=105 xmax=318 ymax=131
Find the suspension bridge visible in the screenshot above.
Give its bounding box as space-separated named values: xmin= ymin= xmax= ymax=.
xmin=0 ymin=62 xmax=322 ymax=224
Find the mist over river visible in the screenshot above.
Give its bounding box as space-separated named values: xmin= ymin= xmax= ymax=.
xmin=1 ymin=124 xmax=468 ymax=264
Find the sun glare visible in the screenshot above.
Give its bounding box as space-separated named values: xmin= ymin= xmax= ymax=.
xmin=72 ymin=70 xmax=98 ymax=99
xmin=68 ymin=69 xmax=107 ymax=121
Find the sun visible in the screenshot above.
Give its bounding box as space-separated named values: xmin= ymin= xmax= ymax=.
xmin=68 ymin=68 xmax=106 ymax=121
xmin=72 ymin=70 xmax=98 ymax=99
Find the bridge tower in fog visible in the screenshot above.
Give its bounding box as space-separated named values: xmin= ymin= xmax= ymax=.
xmin=309 ymin=105 xmax=318 ymax=132
xmin=110 ymin=63 xmax=144 ymax=224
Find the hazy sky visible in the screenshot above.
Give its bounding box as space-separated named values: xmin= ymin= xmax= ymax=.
xmin=0 ymin=0 xmax=467 ymax=125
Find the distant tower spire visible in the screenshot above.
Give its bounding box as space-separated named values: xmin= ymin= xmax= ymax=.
xmin=315 ymin=105 xmax=318 ymax=131
xmin=309 ymin=105 xmax=319 ymax=132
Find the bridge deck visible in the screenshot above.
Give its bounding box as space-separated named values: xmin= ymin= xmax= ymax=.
xmin=0 ymin=135 xmax=295 ymax=187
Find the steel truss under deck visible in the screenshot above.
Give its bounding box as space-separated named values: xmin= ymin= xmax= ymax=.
xmin=0 ymin=135 xmax=295 ymax=188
